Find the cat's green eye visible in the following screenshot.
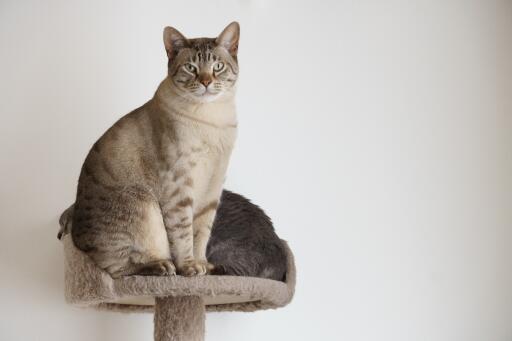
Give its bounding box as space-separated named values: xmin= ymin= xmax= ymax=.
xmin=213 ymin=62 xmax=224 ymax=72
xmin=184 ymin=63 xmax=197 ymax=73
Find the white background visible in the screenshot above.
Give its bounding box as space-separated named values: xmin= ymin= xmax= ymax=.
xmin=1 ymin=1 xmax=511 ymax=340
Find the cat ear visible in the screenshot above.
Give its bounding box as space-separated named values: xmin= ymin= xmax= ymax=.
xmin=216 ymin=22 xmax=240 ymax=56
xmin=163 ymin=26 xmax=188 ymax=59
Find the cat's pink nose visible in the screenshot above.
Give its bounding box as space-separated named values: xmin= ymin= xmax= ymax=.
xmin=199 ymin=76 xmax=212 ymax=87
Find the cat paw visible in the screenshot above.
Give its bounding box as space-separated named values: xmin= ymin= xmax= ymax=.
xmin=137 ymin=259 xmax=176 ymax=276
xmin=198 ymin=260 xmax=215 ymax=274
xmin=177 ymin=260 xmax=214 ymax=276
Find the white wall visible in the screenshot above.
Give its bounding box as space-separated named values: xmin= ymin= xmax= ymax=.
xmin=1 ymin=1 xmax=511 ymax=340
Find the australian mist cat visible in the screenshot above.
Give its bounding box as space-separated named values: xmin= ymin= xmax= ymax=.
xmin=71 ymin=22 xmax=240 ymax=278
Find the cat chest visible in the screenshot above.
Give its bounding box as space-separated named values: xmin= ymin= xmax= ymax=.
xmin=189 ymin=152 xmax=227 ymax=202
xmin=159 ymin=134 xmax=234 ymax=207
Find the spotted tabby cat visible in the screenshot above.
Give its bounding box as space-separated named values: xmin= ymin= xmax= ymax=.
xmin=71 ymin=22 xmax=240 ymax=278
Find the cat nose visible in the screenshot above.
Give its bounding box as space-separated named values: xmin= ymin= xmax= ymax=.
xmin=200 ymin=79 xmax=211 ymax=87
xmin=199 ymin=76 xmax=212 ymax=87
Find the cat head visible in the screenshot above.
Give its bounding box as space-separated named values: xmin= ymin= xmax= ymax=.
xmin=163 ymin=22 xmax=239 ymax=103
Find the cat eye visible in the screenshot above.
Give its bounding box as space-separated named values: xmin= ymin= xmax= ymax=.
xmin=213 ymin=62 xmax=224 ymax=72
xmin=184 ymin=63 xmax=197 ymax=73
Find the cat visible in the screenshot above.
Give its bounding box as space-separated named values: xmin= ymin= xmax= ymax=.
xmin=207 ymin=190 xmax=287 ymax=281
xmin=59 ymin=190 xmax=288 ymax=282
xmin=71 ymin=22 xmax=240 ymax=278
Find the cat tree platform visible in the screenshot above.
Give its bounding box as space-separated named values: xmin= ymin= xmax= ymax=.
xmin=60 ymin=234 xmax=296 ymax=341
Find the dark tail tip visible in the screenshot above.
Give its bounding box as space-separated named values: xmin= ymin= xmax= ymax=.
xmin=210 ymin=264 xmax=227 ymax=275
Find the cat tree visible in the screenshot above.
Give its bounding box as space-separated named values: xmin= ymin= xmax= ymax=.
xmin=60 ymin=233 xmax=295 ymax=341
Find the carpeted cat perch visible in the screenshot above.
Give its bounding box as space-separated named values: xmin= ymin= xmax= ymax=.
xmin=60 ymin=234 xmax=295 ymax=340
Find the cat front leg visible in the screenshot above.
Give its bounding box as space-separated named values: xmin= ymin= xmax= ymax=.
xmin=161 ymin=195 xmax=208 ymax=276
xmin=192 ymin=200 xmax=219 ymax=273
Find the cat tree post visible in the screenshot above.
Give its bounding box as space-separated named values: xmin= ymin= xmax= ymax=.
xmin=59 ymin=234 xmax=295 ymax=341
xmin=154 ymin=296 xmax=205 ymax=341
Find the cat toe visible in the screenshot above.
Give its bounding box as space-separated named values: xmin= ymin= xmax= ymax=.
xmin=161 ymin=260 xmax=176 ymax=275
xmin=177 ymin=263 xmax=198 ymax=277
xmin=194 ymin=260 xmax=214 ymax=275
xmin=196 ymin=264 xmax=207 ymax=276
xmin=177 ymin=260 xmax=213 ymax=276
xmin=136 ymin=260 xmax=176 ymax=276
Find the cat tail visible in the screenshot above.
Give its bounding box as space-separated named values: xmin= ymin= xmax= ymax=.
xmin=58 ymin=203 xmax=75 ymax=240
xmin=210 ymin=264 xmax=244 ymax=276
